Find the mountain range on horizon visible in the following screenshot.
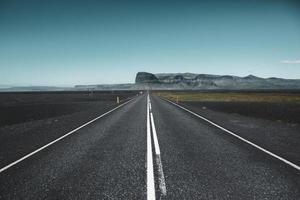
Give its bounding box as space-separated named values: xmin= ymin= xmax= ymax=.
xmin=133 ymin=72 xmax=300 ymax=90
xmin=1 ymin=72 xmax=300 ymax=91
xmin=74 ymin=72 xmax=300 ymax=91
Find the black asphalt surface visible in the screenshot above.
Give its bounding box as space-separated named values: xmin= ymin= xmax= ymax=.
xmin=150 ymin=95 xmax=300 ymax=199
xmin=0 ymin=93 xmax=300 ymax=199
xmin=0 ymin=95 xmax=146 ymax=199
xmin=178 ymin=101 xmax=300 ymax=166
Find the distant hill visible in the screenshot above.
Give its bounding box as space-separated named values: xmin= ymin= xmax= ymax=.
xmin=0 ymin=86 xmax=72 ymax=92
xmin=135 ymin=72 xmax=160 ymax=83
xmin=74 ymin=84 xmax=134 ymax=90
xmin=135 ymin=72 xmax=300 ymax=90
xmin=2 ymin=72 xmax=299 ymax=91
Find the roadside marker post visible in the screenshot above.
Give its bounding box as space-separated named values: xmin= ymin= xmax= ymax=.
xmin=117 ymin=96 xmax=120 ymax=104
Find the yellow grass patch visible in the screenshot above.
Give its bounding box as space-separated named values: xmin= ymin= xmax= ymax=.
xmin=155 ymin=92 xmax=300 ymax=103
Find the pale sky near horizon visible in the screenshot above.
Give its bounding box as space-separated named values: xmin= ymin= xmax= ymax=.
xmin=0 ymin=0 xmax=300 ymax=86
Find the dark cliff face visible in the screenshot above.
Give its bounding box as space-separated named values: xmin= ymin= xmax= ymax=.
xmin=135 ymin=72 xmax=160 ymax=83
xmin=134 ymin=72 xmax=300 ymax=89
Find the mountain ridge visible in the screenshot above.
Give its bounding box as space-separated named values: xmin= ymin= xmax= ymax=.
xmin=135 ymin=72 xmax=300 ymax=90
xmin=1 ymin=72 xmax=300 ymax=91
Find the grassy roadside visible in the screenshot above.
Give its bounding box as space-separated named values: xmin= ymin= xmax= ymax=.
xmin=154 ymin=91 xmax=300 ymax=103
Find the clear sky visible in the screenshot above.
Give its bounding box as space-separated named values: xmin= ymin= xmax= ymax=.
xmin=0 ymin=0 xmax=300 ymax=86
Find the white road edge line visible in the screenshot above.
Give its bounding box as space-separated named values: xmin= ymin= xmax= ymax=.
xmin=163 ymin=98 xmax=300 ymax=171
xmin=147 ymin=94 xmax=156 ymax=200
xmin=0 ymin=98 xmax=135 ymax=174
xmin=149 ymin=98 xmax=167 ymax=196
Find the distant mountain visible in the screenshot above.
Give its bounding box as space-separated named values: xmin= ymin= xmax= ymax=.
xmin=135 ymin=72 xmax=160 ymax=83
xmin=0 ymin=86 xmax=72 ymax=92
xmin=0 ymin=84 xmax=16 ymax=89
xmin=135 ymin=72 xmax=300 ymax=90
xmin=74 ymin=84 xmax=134 ymax=90
xmin=2 ymin=72 xmax=299 ymax=91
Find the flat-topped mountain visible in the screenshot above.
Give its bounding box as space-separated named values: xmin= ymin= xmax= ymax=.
xmin=135 ymin=72 xmax=300 ymax=90
xmin=135 ymin=72 xmax=160 ymax=83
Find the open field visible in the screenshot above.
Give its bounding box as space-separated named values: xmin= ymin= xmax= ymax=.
xmin=0 ymin=91 xmax=137 ymax=127
xmin=155 ymin=91 xmax=300 ymax=103
xmin=155 ymin=91 xmax=300 ymax=124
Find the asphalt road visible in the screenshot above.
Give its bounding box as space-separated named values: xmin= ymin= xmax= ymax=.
xmin=0 ymin=93 xmax=299 ymax=199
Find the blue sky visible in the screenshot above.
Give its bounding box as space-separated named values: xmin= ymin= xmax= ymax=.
xmin=0 ymin=0 xmax=300 ymax=86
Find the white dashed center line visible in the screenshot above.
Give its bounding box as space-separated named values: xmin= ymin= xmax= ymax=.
xmin=149 ymin=97 xmax=167 ymax=196
xmin=147 ymin=94 xmax=156 ymax=200
xmin=147 ymin=94 xmax=167 ymax=199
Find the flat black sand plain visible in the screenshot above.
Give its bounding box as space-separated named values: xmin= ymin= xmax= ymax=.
xmin=182 ymin=101 xmax=300 ymax=124
xmin=0 ymin=91 xmax=136 ymax=127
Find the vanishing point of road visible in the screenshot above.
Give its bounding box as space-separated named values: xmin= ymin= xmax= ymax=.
xmin=0 ymin=93 xmax=299 ymax=199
